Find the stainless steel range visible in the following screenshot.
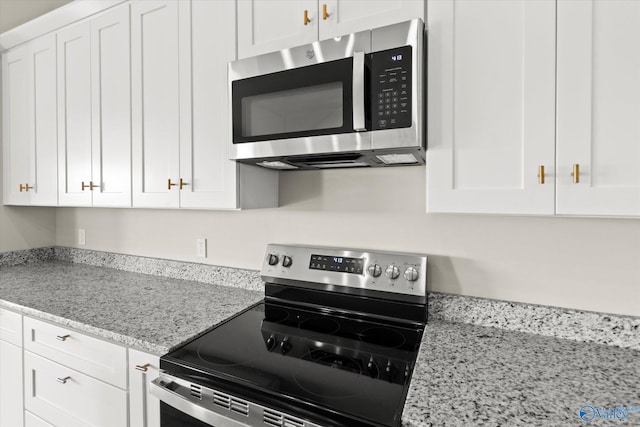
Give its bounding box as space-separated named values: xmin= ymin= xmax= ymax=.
xmin=151 ymin=244 xmax=428 ymax=427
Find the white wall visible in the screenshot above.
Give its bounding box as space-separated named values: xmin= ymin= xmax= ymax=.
xmin=56 ymin=166 xmax=640 ymax=317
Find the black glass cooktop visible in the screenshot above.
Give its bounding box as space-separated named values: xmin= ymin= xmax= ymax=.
xmin=162 ymin=301 xmax=424 ymax=427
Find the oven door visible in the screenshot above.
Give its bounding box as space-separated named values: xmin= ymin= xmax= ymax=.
xmin=230 ymin=51 xmax=370 ymax=162
xmin=151 ymin=374 xmax=251 ymax=427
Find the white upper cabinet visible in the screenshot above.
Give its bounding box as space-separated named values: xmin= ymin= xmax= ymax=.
xmin=178 ymin=0 xmax=238 ymax=209
xmin=237 ymin=0 xmax=317 ymax=59
xmin=319 ymin=0 xmax=425 ymax=40
xmin=57 ymin=22 xmax=93 ymax=206
xmin=131 ymin=0 xmax=181 ymax=208
xmin=237 ymin=0 xmax=425 ymax=59
xmin=133 ymin=0 xmax=277 ymax=209
xmin=58 ymin=5 xmax=131 ymax=207
xmin=426 ymin=0 xmax=556 ymax=214
xmin=427 ymin=0 xmax=640 ymax=217
xmin=90 ymin=5 xmax=132 ymax=207
xmin=2 ymin=34 xmax=58 ymax=206
xmin=556 ymin=0 xmax=640 ymax=216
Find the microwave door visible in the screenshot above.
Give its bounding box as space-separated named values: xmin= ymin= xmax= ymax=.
xmin=231 ymin=57 xmax=357 ymax=145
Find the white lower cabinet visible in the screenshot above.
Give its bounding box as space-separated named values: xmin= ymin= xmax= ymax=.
xmin=24 ymin=351 xmax=128 ymax=427
xmin=25 ymin=411 xmax=55 ymax=427
xmin=0 ymin=308 xmax=23 ymax=427
xmin=23 ymin=316 xmax=128 ymax=427
xmin=129 ymin=349 xmax=161 ymax=427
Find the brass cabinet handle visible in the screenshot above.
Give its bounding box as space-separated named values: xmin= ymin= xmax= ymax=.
xmin=135 ymin=363 xmax=150 ymax=372
xmin=168 ymin=179 xmax=177 ymax=190
xmin=57 ymin=376 xmax=71 ymax=384
xmin=56 ymin=334 xmax=70 ymax=341
xmin=537 ymin=165 xmax=545 ymax=184
xmin=322 ymin=4 xmax=330 ymax=20
xmin=571 ymin=163 xmax=580 ymax=184
xmin=19 ymin=184 xmax=32 ymax=192
xmin=179 ymin=178 xmax=189 ymax=190
xmin=82 ymin=181 xmax=99 ymax=191
xmin=303 ymin=9 xmax=311 ymax=25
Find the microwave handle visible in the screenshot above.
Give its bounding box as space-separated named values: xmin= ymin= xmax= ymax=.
xmin=352 ymin=51 xmax=366 ymax=131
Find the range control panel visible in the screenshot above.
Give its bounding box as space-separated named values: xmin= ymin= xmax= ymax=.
xmin=261 ymin=244 xmax=427 ymax=301
xmin=370 ymin=45 xmax=412 ymax=131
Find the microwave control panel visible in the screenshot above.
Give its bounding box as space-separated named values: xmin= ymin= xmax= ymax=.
xmin=370 ymin=45 xmax=412 ymax=131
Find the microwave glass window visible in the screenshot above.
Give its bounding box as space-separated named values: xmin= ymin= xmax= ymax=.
xmin=241 ymin=82 xmax=343 ymax=137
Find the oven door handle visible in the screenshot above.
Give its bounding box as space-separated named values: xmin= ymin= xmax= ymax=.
xmin=149 ymin=374 xmax=250 ymax=427
xmin=352 ymin=51 xmax=366 ymax=132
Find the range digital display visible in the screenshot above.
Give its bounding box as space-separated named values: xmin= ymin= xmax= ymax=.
xmin=309 ymin=254 xmax=364 ymax=274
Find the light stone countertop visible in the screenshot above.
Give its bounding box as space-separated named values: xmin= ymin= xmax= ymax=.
xmin=1 ymin=259 xmax=638 ymax=426
xmin=0 ymin=260 xmax=263 ymax=355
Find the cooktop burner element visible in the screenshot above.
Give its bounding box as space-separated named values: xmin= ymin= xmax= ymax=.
xmin=153 ymin=244 xmax=428 ymax=427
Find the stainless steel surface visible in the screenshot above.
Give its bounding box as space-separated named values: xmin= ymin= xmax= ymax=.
xmin=261 ymin=244 xmax=427 ymax=302
xmin=371 ymin=19 xmax=424 ymax=151
xmin=151 ymin=372 xmax=322 ymax=427
xmin=229 ymin=19 xmax=424 ymax=166
xmin=352 ymin=50 xmax=366 ymax=131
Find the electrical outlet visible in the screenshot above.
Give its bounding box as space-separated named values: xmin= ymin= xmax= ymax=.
xmin=196 ymin=238 xmax=207 ymax=258
xmin=78 ymin=229 xmax=86 ymax=246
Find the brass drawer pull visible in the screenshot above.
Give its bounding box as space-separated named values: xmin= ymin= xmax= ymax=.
xmin=537 ymin=165 xmax=545 ymax=184
xmin=322 ymin=4 xmax=330 ymax=20
xmin=168 ymin=179 xmax=177 ymax=190
xmin=571 ymin=163 xmax=580 ymax=184
xmin=135 ymin=363 xmax=151 ymax=372
xmin=57 ymin=376 xmax=71 ymax=384
xmin=179 ymin=178 xmax=189 ymax=190
xmin=56 ymin=334 xmax=70 ymax=341
xmin=303 ymin=9 xmax=311 ymax=25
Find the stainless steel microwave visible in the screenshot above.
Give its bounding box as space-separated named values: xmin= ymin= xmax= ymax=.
xmin=229 ymin=19 xmax=425 ymax=170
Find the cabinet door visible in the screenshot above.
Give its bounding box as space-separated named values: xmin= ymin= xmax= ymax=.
xmin=131 ymin=0 xmax=181 ymax=208
xmin=178 ymin=0 xmax=238 ymax=209
xmin=129 ymin=349 xmax=160 ymax=427
xmin=320 ymin=0 xmax=425 ymax=40
xmin=2 ymin=44 xmax=31 ymax=205
xmin=426 ymin=0 xmax=556 ymax=214
xmin=28 ymin=34 xmax=58 ymax=206
xmin=57 ymin=22 xmax=93 ymax=206
xmin=24 ymin=351 xmax=127 ymax=427
xmin=91 ymin=4 xmax=132 ymax=207
xmin=556 ymin=0 xmax=640 ymax=216
xmin=0 ymin=340 xmax=24 ymax=427
xmin=237 ymin=0 xmax=317 ymax=59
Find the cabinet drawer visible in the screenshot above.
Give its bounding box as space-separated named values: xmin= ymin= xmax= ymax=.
xmin=25 ymin=411 xmax=55 ymax=427
xmin=25 ymin=351 xmax=128 ymax=427
xmin=0 ymin=308 xmax=23 ymax=346
xmin=23 ymin=316 xmax=127 ymax=388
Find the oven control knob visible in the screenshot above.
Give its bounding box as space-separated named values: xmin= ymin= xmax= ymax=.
xmin=385 ymin=265 xmax=400 ymax=280
xmin=280 ymin=338 xmax=292 ymax=354
xmin=404 ymin=267 xmax=419 ymax=282
xmin=385 ymin=361 xmax=397 ymax=381
xmin=282 ymin=256 xmax=293 ymax=268
xmin=366 ymin=358 xmax=379 ymax=378
xmin=267 ymin=254 xmax=279 ymax=266
xmin=265 ymin=334 xmax=277 ymax=351
xmin=367 ymin=264 xmax=382 ymax=277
